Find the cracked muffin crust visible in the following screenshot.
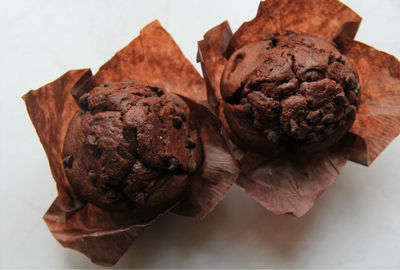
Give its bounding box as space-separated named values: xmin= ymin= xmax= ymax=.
xmin=221 ymin=32 xmax=361 ymax=153
xmin=62 ymin=80 xmax=202 ymax=211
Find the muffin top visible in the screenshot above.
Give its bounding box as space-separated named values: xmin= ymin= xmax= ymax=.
xmin=62 ymin=80 xmax=202 ymax=211
xmin=221 ymin=32 xmax=360 ymax=153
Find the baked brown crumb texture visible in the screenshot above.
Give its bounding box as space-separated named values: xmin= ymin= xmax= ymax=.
xmin=63 ymin=81 xmax=202 ymax=212
xmin=221 ymin=32 xmax=360 ymax=153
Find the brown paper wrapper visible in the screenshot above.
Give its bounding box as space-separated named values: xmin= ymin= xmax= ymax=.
xmin=23 ymin=69 xmax=90 ymax=212
xmin=237 ymin=134 xmax=355 ymax=217
xmin=173 ymin=95 xmax=239 ymax=218
xmin=198 ymin=0 xmax=400 ymax=216
xmin=225 ymin=0 xmax=361 ymax=58
xmin=336 ymin=38 xmax=400 ymax=166
xmin=24 ymin=20 xmax=237 ymax=266
xmin=72 ymin=20 xmax=206 ymax=103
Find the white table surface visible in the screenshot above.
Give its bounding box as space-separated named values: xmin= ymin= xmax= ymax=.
xmin=1 ymin=0 xmax=400 ymax=268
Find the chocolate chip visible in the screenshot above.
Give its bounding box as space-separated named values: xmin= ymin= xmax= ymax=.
xmin=185 ymin=137 xmax=196 ymax=149
xmin=328 ymin=53 xmax=336 ymax=64
xmin=63 ymin=155 xmax=74 ymax=168
xmin=321 ymin=113 xmax=334 ymax=123
xmin=151 ymin=87 xmax=164 ymax=97
xmin=306 ymin=110 xmax=321 ymax=123
xmin=263 ymin=33 xmax=278 ymax=47
xmin=328 ymin=53 xmax=345 ymax=65
xmin=324 ymin=105 xmax=334 ymax=113
xmin=168 ymin=157 xmax=178 ymax=172
xmin=187 ymin=159 xmax=197 ymax=173
xmin=337 ymin=56 xmax=345 ymax=64
xmin=92 ymin=146 xmax=103 ymax=158
xmin=302 ymin=39 xmax=314 ymax=48
xmin=334 ymin=95 xmax=347 ymax=106
xmin=177 ymin=111 xmax=187 ymax=121
xmin=121 ymin=79 xmax=133 ymax=85
xmin=171 ymin=116 xmax=183 ymax=129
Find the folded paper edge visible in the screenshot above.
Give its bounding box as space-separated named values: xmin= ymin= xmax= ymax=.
xmin=337 ymin=39 xmax=400 ymax=166
xmin=172 ymin=95 xmax=239 ymax=219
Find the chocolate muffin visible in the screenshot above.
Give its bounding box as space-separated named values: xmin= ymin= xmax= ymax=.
xmin=220 ymin=32 xmax=361 ymax=153
xmin=62 ymin=80 xmax=202 ymax=212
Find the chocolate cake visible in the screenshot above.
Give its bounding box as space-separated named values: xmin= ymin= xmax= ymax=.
xmin=220 ymin=32 xmax=361 ymax=152
xmin=62 ymin=80 xmax=202 ymax=211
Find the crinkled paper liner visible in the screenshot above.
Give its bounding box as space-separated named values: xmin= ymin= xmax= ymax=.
xmin=198 ymin=0 xmax=400 ymax=217
xmin=23 ymin=20 xmax=238 ymax=266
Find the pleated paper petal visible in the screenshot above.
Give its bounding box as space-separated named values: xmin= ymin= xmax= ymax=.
xmin=336 ymin=39 xmax=400 ymax=166
xmin=23 ymin=69 xmax=90 ymax=211
xmin=226 ymin=0 xmax=361 ymax=57
xmin=172 ymin=95 xmax=239 ymax=218
xmin=73 ymin=20 xmax=206 ymax=103
xmin=237 ymin=134 xmax=355 ymax=217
